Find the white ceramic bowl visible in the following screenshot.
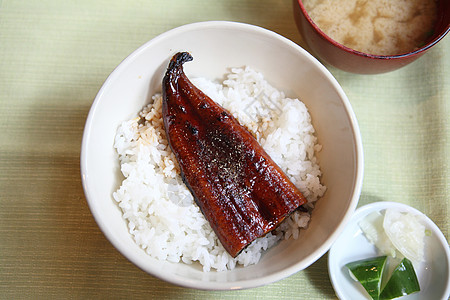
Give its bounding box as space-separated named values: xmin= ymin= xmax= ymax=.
xmin=329 ymin=201 xmax=450 ymax=300
xmin=81 ymin=21 xmax=363 ymax=290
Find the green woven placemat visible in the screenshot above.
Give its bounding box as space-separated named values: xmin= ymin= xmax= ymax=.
xmin=0 ymin=0 xmax=448 ymax=298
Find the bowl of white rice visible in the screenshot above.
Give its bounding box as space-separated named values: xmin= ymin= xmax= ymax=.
xmin=81 ymin=21 xmax=363 ymax=290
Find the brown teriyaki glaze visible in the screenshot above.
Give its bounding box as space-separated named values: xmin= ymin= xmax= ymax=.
xmin=162 ymin=52 xmax=307 ymax=257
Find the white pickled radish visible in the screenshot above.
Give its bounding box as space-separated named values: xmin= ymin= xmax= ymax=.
xmin=359 ymin=211 xmax=397 ymax=257
xmin=383 ymin=209 xmax=425 ymax=262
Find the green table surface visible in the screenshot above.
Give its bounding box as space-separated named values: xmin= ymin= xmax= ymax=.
xmin=1 ymin=0 xmax=448 ymax=299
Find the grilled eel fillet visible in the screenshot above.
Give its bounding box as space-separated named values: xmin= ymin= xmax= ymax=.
xmin=162 ymin=52 xmax=307 ymax=257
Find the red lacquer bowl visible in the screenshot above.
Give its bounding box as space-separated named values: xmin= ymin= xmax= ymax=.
xmin=293 ymin=0 xmax=450 ymax=74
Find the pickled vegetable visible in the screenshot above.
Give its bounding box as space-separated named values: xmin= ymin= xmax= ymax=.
xmin=351 ymin=208 xmax=425 ymax=299
xmin=359 ymin=211 xmax=396 ymax=257
xmin=346 ymin=256 xmax=387 ymax=300
xmin=383 ymin=209 xmax=426 ymax=262
xmin=379 ymin=257 xmax=420 ymax=299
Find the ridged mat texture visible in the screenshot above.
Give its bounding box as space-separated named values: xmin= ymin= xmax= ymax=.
xmin=0 ymin=0 xmax=448 ymax=298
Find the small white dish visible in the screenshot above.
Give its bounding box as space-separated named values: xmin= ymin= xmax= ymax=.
xmin=328 ymin=201 xmax=450 ymax=300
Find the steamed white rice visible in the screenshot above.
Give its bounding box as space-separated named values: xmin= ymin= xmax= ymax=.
xmin=113 ymin=67 xmax=326 ymax=272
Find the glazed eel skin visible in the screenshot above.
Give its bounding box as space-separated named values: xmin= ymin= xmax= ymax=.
xmin=162 ymin=52 xmax=307 ymax=257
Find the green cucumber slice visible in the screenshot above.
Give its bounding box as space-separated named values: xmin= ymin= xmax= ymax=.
xmin=346 ymin=256 xmax=387 ymax=300
xmin=380 ymin=257 xmax=420 ymax=299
